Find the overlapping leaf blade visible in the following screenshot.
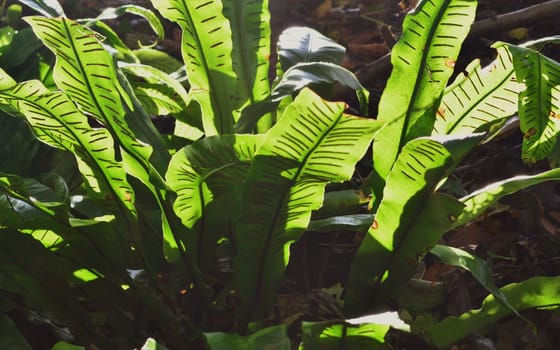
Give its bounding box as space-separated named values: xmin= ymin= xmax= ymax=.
xmin=433 ymin=45 xmax=524 ymax=135
xmin=0 ymin=172 xmax=69 ymax=228
xmin=237 ymin=62 xmax=369 ymax=133
xmin=507 ymin=44 xmax=560 ymax=163
xmin=235 ymin=88 xmax=382 ymax=326
xmin=167 ymin=134 xmax=265 ymax=267
xmin=277 ymin=26 xmax=345 ymax=71
xmin=24 ymin=17 xmax=167 ymax=178
xmin=25 ymin=17 xmax=190 ymax=266
xmin=425 ymin=276 xmax=560 ymax=349
xmin=223 ymin=0 xmax=271 ymax=130
xmin=430 ymin=244 xmax=527 ymax=324
xmin=205 ymin=324 xmax=290 ymax=350
xmin=301 ymin=311 xmax=411 ymax=349
xmin=118 ymin=62 xmax=191 ymax=108
xmin=133 ymin=83 xmax=183 ymax=116
xmin=0 ymin=229 xmax=104 ymax=346
xmin=152 ymin=0 xmax=238 ymax=135
xmin=94 ymin=4 xmax=165 ymax=42
xmin=369 ymin=0 xmax=477 ymax=200
xmin=19 ymin=0 xmax=65 ymax=17
xmin=453 ymin=167 xmax=560 ymax=228
xmin=345 ymin=138 xmax=464 ymax=314
xmin=0 ymin=80 xmax=136 ymax=216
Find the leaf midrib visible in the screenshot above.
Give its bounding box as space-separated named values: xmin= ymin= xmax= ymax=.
xmin=247 ymin=107 xmax=343 ymax=322
xmin=179 ymin=0 xmax=231 ymax=134
xmin=231 ymin=0 xmax=255 ymax=107
xmin=447 ymin=70 xmax=515 ymax=133
xmin=398 ymin=0 xmax=454 ymax=152
xmin=194 ymin=159 xmax=246 ymax=265
xmin=23 ymin=96 xmax=133 ymax=219
xmin=371 ymin=147 xmax=450 ymax=301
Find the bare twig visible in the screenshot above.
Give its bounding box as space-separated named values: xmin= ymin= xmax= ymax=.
xmin=470 ymin=0 xmax=560 ymax=38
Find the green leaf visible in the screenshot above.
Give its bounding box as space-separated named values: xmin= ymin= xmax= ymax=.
xmin=152 ymin=0 xmax=239 ymax=135
xmin=0 ymin=80 xmax=136 ymax=216
xmin=454 ymin=167 xmax=560 ymax=228
xmin=223 ymin=0 xmax=272 ymax=132
xmin=118 ymin=62 xmax=191 ymax=112
xmin=0 ymin=229 xmax=104 ymax=346
xmin=167 ymin=134 xmax=265 ymax=268
xmin=301 ymin=311 xmax=410 ymax=349
xmin=205 ymin=325 xmax=290 ymax=350
xmin=93 ymin=5 xmax=165 ymax=42
xmin=89 ymin=21 xmax=138 ymax=64
xmin=0 ymin=26 xmax=14 ymax=55
xmin=237 ymin=62 xmax=369 ymax=133
xmin=369 ymin=0 xmax=477 ymax=201
xmin=301 ymin=321 xmax=388 ymax=350
xmin=0 ymin=113 xmax=42 ymax=176
xmin=312 ymin=189 xmax=370 ymax=219
xmin=133 ymin=48 xmax=183 ymax=74
xmin=0 ymin=68 xmax=16 ymax=90
xmin=424 ymin=276 xmax=560 ymax=349
xmin=19 ymin=0 xmax=65 ymax=17
xmin=0 ymin=79 xmax=152 ymax=271
xmin=433 ymin=44 xmax=524 ymax=135
xmin=506 ymin=43 xmax=560 ymax=163
xmin=274 ymin=63 xmax=367 ymax=108
xmin=0 ymin=172 xmax=68 ymax=223
xmin=308 ymin=214 xmax=374 ymax=232
xmin=24 ymin=16 xmax=168 ymax=177
xmin=51 ymin=342 xmax=85 ymax=350
xmin=430 ymin=244 xmax=529 ymax=325
xmin=0 ymin=172 xmax=137 ymax=275
xmin=345 ymin=138 xmax=464 ymax=314
xmin=140 ymin=338 xmax=170 ymax=350
xmin=168 ymin=134 xmax=264 ymax=228
xmin=133 ymin=83 xmax=183 ymax=116
xmin=0 ymin=313 xmax=32 ymax=350
xmin=0 ymin=28 xmax=44 ymax=70
xmin=114 ymin=67 xmax=190 ymax=154
xmin=25 ymin=16 xmax=183 ymax=269
xmin=235 ymin=88 xmax=382 ymax=326
xmin=277 ymin=26 xmax=345 ymax=71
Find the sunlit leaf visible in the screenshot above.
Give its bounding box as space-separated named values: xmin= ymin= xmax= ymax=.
xmin=454 ymin=167 xmax=560 ymax=228
xmin=345 ymin=138 xmax=464 ymax=314
xmin=237 ymin=62 xmax=369 ymax=133
xmin=433 ymin=44 xmax=524 ymax=135
xmin=205 ymin=325 xmax=290 ymax=350
xmin=93 ymin=4 xmax=164 ymax=42
xmin=430 ymin=244 xmax=529 ymax=325
xmin=277 ymin=26 xmax=345 ymax=71
xmin=0 ymin=80 xmax=136 ymax=216
xmin=140 ymin=338 xmax=170 ymax=350
xmin=152 ymin=0 xmax=239 ymax=135
xmin=235 ymin=88 xmax=382 ymax=325
xmin=223 ymin=0 xmax=272 ymax=132
xmin=19 ymin=0 xmax=65 ymax=17
xmin=425 ymin=276 xmax=560 ymax=349
xmin=506 ymin=43 xmax=560 ymax=163
xmin=368 ymin=0 xmax=477 ymax=203
xmin=167 ymin=134 xmax=265 ymax=267
xmin=133 ymin=83 xmax=183 ymax=116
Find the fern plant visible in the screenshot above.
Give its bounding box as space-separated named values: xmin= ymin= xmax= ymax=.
xmin=2 ymin=0 xmax=560 ymax=349
xmin=0 ymin=0 xmax=379 ymax=348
